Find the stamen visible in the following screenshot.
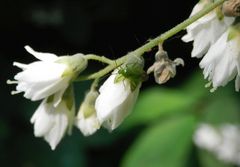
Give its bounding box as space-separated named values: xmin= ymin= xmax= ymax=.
xmin=210 ymin=87 xmax=217 ymax=93
xmin=6 ymin=80 xmax=18 ymax=84
xmin=205 ymin=82 xmax=212 ymax=88
xmin=13 ymin=62 xmax=27 ymax=69
xmin=11 ymin=90 xmax=21 ymax=95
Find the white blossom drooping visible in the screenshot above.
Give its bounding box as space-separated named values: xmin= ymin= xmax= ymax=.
xmin=95 ymin=55 xmax=145 ymax=131
xmin=95 ymin=72 xmax=140 ymax=131
xmin=30 ymin=90 xmax=75 ymax=150
xmin=199 ymin=26 xmax=240 ymax=92
xmin=194 ymin=123 xmax=240 ymax=166
xmin=182 ymin=0 xmax=234 ymax=58
xmin=8 ymin=45 xmax=88 ymax=149
xmin=8 ymin=45 xmax=87 ymax=106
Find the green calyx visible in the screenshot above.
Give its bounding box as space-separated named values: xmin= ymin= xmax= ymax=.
xmin=62 ymin=85 xmax=75 ymax=135
xmin=228 ymin=23 xmax=240 ymax=41
xmin=114 ymin=56 xmax=147 ymax=91
xmin=81 ymin=90 xmax=99 ymax=118
xmin=57 ymin=54 xmax=88 ymax=79
xmin=62 ymin=85 xmax=75 ymax=111
xmin=216 ymin=6 xmax=224 ymax=20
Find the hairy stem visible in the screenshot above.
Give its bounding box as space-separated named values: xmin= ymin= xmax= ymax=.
xmin=86 ymin=54 xmax=114 ymax=64
xmin=132 ymin=0 xmax=226 ymax=56
xmin=77 ymin=0 xmax=226 ymax=81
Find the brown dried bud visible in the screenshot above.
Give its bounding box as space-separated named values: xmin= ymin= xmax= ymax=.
xmin=222 ymin=0 xmax=240 ymax=17
xmin=147 ymin=46 xmax=184 ymax=84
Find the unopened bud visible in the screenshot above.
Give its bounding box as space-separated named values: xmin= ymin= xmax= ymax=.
xmin=75 ymin=90 xmax=100 ymax=136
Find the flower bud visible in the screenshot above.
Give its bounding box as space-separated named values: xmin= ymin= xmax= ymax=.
xmin=75 ymin=90 xmax=100 ymax=136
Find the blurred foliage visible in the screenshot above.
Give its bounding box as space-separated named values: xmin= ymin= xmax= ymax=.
xmin=119 ymin=71 xmax=239 ymax=167
xmin=121 ymin=115 xmax=196 ymax=167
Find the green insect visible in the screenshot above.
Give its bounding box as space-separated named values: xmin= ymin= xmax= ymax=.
xmin=114 ymin=57 xmax=148 ymax=91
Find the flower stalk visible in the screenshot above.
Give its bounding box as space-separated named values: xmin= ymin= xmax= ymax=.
xmin=85 ymin=54 xmax=114 ymax=64
xmin=77 ymin=0 xmax=227 ymax=82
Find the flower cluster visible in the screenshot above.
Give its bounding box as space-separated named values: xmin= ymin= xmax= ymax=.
xmin=8 ymin=46 xmax=145 ymax=149
xmin=194 ymin=123 xmax=240 ymax=165
xmin=182 ymin=0 xmax=240 ymax=92
xmin=7 ymin=0 xmax=239 ymax=151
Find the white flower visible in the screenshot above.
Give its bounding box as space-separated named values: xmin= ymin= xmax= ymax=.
xmin=194 ymin=123 xmax=240 ymax=166
xmin=182 ymin=0 xmax=234 ymax=58
xmin=30 ymin=95 xmax=75 ymax=150
xmin=194 ymin=124 xmax=221 ymax=152
xmin=75 ymin=91 xmax=100 ymax=136
xmin=199 ymin=27 xmax=240 ymax=91
xmin=8 ymin=45 xmax=87 ymax=106
xmin=216 ymin=125 xmax=240 ymax=164
xmin=95 ymin=71 xmax=140 ymax=131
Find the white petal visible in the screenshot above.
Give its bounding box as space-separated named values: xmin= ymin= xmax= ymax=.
xmin=200 ymin=29 xmax=240 ymax=90
xmin=52 ymin=85 xmax=69 ymax=107
xmin=182 ymin=0 xmax=234 ymax=59
xmin=223 ymin=16 xmax=235 ymax=27
xmin=30 ymin=98 xmax=72 ymax=150
xmin=75 ymin=112 xmax=100 ymax=136
xmin=200 ymin=31 xmax=228 ymax=67
xmin=96 ymin=74 xmax=131 ymax=123
xmin=95 ymin=73 xmax=140 ymax=131
xmin=14 ymin=61 xmax=66 ymax=83
xmin=194 ymin=124 xmax=221 ymax=151
xmin=30 ymin=100 xmax=54 ymax=136
xmin=184 ymin=1 xmax=215 ymax=34
xmin=26 ymin=77 xmax=70 ymax=101
xmin=13 ymin=62 xmax=28 ymax=70
xmin=181 ymin=33 xmax=193 ymax=42
xmin=44 ymin=101 xmax=69 ymax=150
xmin=102 ymin=85 xmax=140 ymax=131
xmin=191 ymin=28 xmax=211 ymax=58
xmin=25 ymin=45 xmax=58 ymax=62
xmin=14 ymin=61 xmax=68 ymax=100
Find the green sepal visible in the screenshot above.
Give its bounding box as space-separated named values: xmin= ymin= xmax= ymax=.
xmin=215 ymin=6 xmax=224 ymax=20
xmin=46 ymin=95 xmax=54 ymax=104
xmin=62 ymin=85 xmax=75 ymax=111
xmin=228 ymin=24 xmax=240 ymax=41
xmin=81 ymin=90 xmax=99 ymax=118
xmin=57 ymin=54 xmax=88 ymax=79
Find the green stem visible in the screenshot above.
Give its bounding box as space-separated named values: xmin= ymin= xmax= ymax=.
xmin=76 ymin=56 xmax=126 ymax=81
xmin=77 ymin=0 xmax=226 ymax=81
xmin=132 ymin=0 xmax=226 ymax=56
xmin=90 ymin=78 xmax=100 ymax=90
xmin=85 ymin=54 xmax=114 ymax=64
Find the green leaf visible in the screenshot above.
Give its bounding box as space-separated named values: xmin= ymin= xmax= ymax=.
xmin=182 ymin=71 xmax=209 ymax=99
xmin=121 ymin=87 xmax=197 ymax=129
xmin=121 ymin=115 xmax=196 ymax=167
xmin=200 ymin=96 xmax=240 ymax=125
